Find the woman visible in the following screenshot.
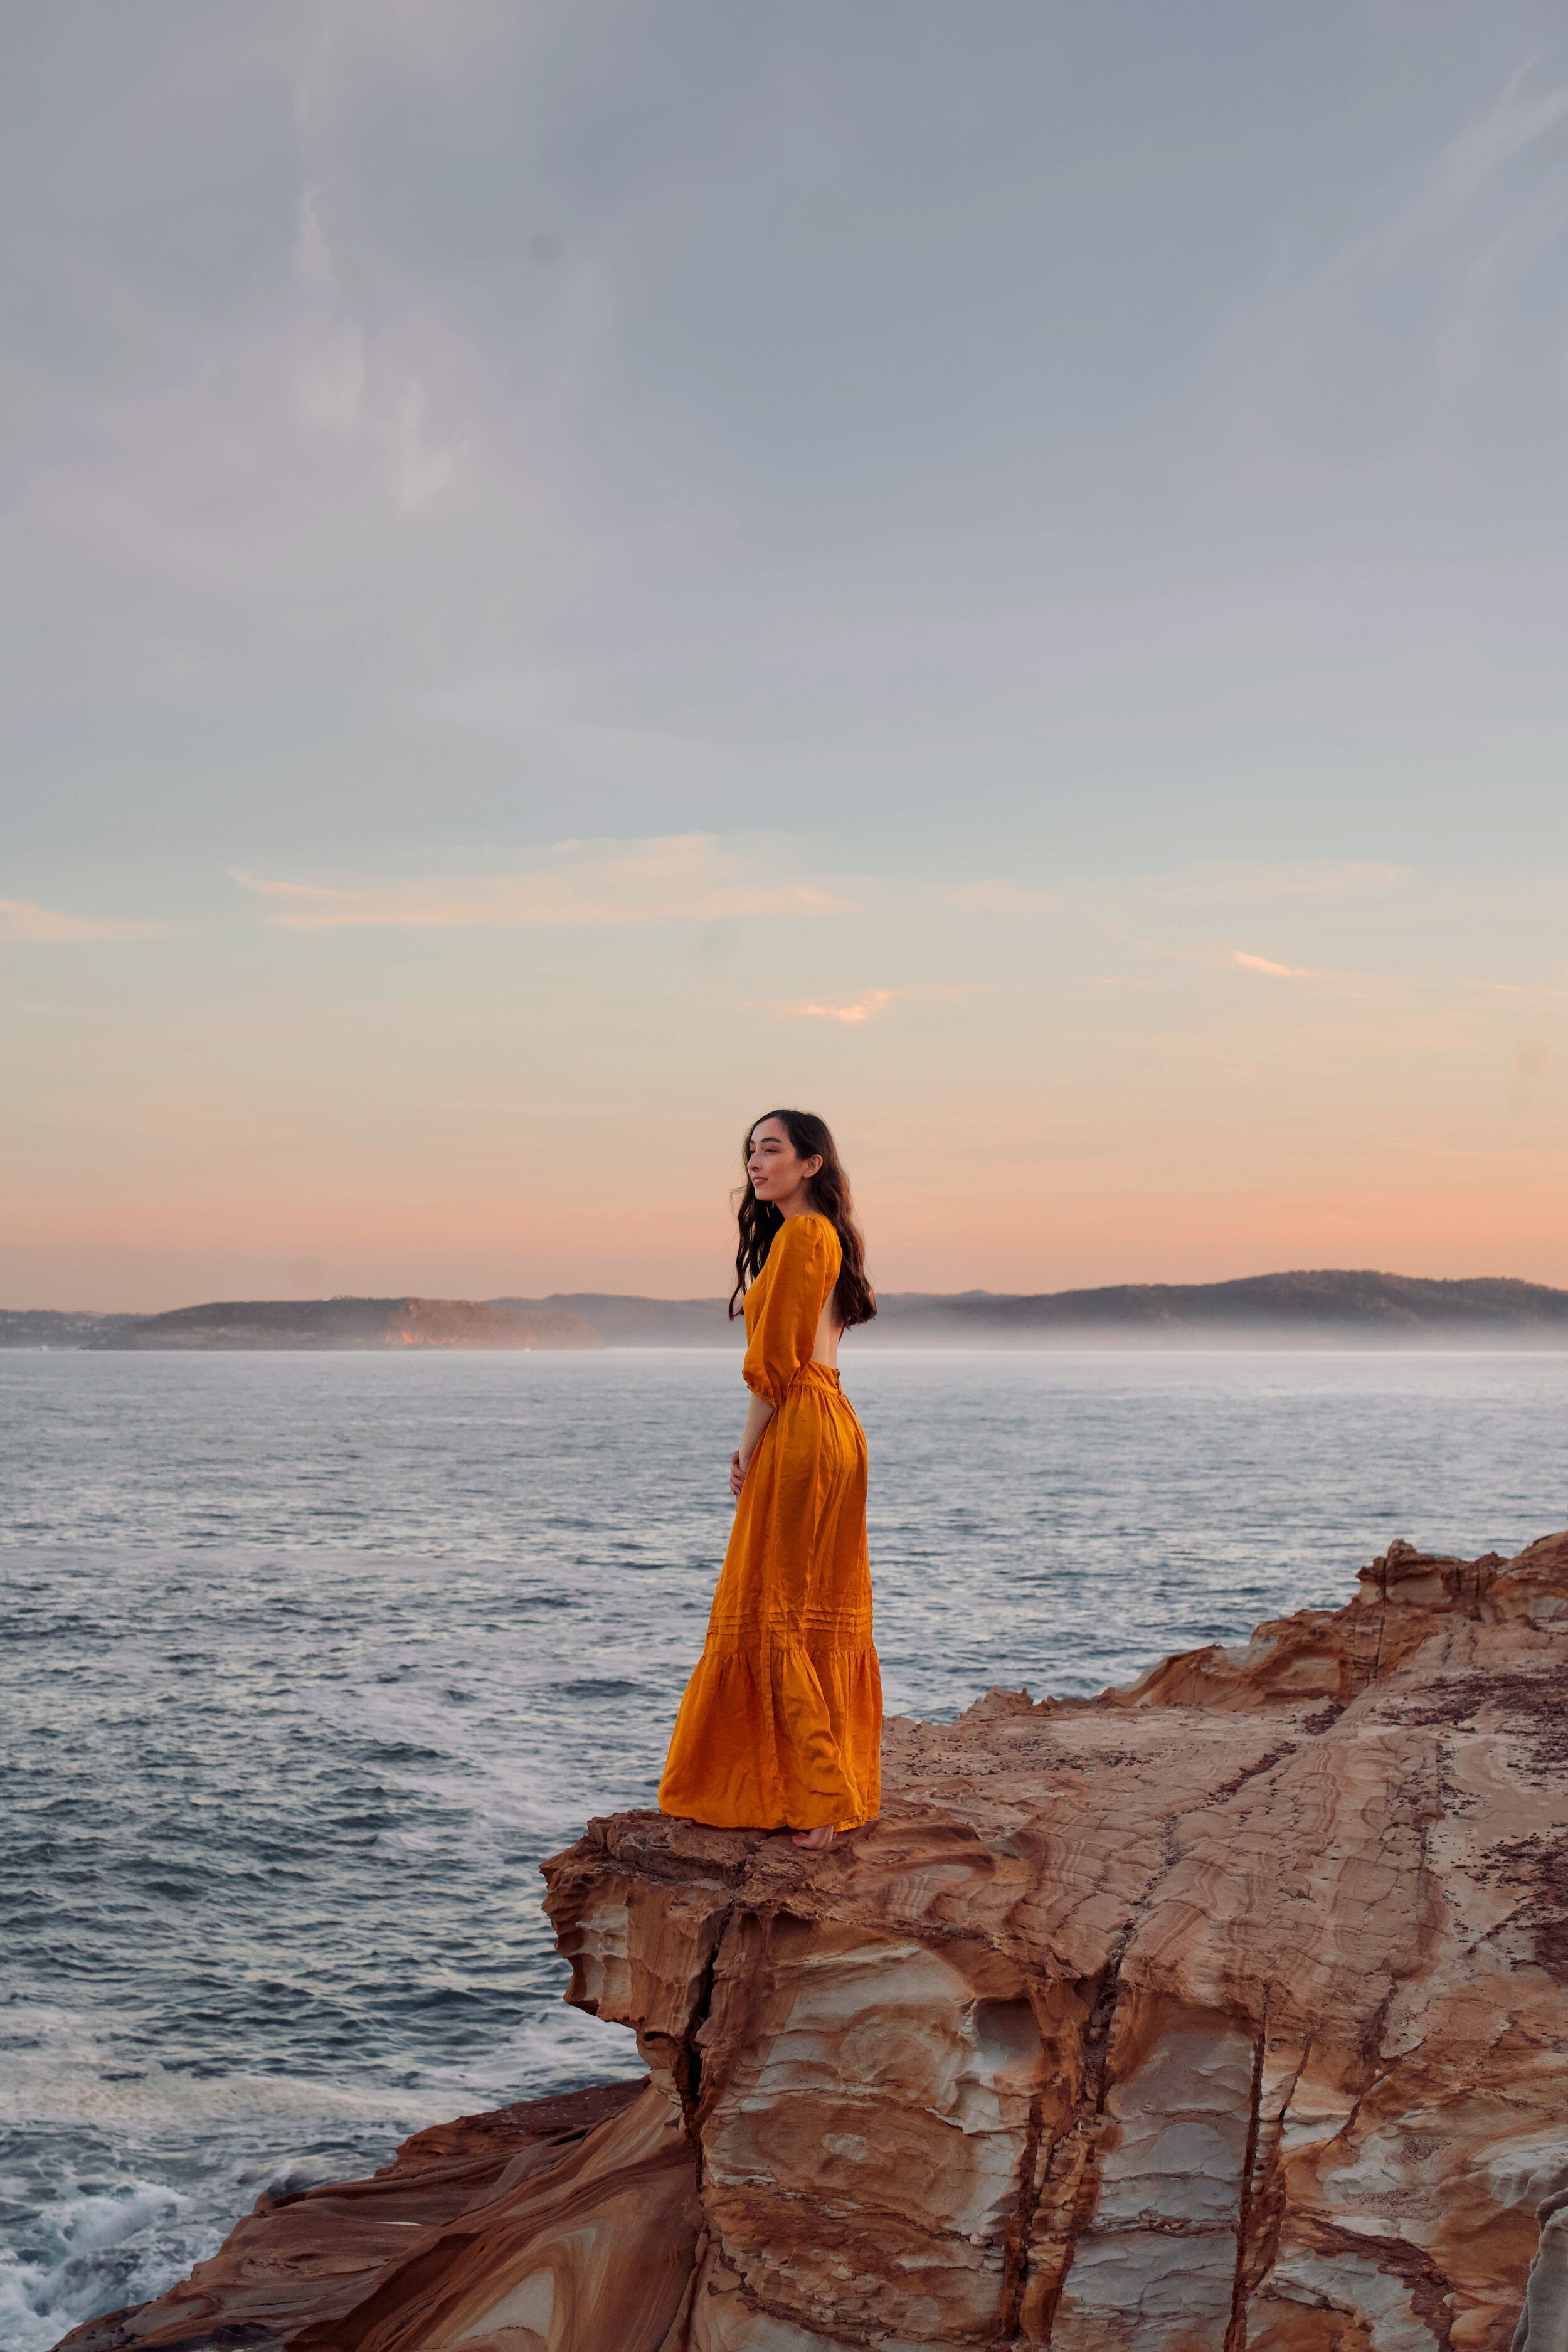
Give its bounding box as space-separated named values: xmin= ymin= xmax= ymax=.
xmin=659 ymin=1110 xmax=881 ymax=1851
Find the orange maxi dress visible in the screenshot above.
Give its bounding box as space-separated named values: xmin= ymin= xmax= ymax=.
xmin=658 ymin=1212 xmax=882 ymax=1832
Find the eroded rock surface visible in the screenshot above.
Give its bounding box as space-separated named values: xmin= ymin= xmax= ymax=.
xmin=60 ymin=1533 xmax=1568 ymax=2352
xmin=546 ymin=1533 xmax=1568 ymax=2351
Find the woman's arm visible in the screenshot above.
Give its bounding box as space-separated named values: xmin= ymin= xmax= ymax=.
xmin=729 ymin=1391 xmax=775 ymax=1496
xmin=732 ymin=1218 xmax=835 ymax=1495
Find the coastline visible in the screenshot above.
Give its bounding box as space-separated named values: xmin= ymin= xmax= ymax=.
xmin=53 ymin=1532 xmax=1568 ymax=2352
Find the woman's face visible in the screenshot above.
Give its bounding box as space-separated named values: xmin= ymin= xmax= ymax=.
xmin=747 ymin=1118 xmax=822 ymax=1206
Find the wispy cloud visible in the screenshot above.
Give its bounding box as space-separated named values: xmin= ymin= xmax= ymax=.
xmin=1231 ymin=948 xmax=1333 ymax=979
xmin=1100 ymin=924 xmax=1362 ymax=984
xmin=777 ymin=987 xmax=903 ymax=1025
xmin=236 ymin=835 xmax=856 ymax=930
xmin=771 ymin=984 xmax=985 ymax=1025
xmin=292 ymin=178 xmax=467 ymax=515
xmin=0 ymin=898 xmax=164 ymax=943
xmin=1221 ymin=65 xmax=1568 ymax=429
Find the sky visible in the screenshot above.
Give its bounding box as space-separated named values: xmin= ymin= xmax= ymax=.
xmin=3 ymin=0 xmax=1567 ymax=1311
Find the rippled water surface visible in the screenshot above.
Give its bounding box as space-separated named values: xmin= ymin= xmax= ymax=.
xmin=3 ymin=1347 xmax=1565 ymax=2346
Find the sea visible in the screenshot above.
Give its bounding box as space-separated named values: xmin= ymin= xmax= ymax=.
xmin=2 ymin=1346 xmax=1565 ymax=2350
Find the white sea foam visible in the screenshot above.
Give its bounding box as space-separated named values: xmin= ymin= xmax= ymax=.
xmin=0 ymin=2010 xmax=640 ymax=2350
xmin=0 ymin=2173 xmax=221 ymax=2352
xmin=454 ymin=2005 xmax=640 ymax=2097
xmin=1 ymin=2060 xmax=456 ymax=2129
xmin=0 ymin=2007 xmax=457 ymax=2129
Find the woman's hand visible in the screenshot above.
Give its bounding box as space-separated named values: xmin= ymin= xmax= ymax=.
xmin=730 ymin=1394 xmax=773 ymax=1498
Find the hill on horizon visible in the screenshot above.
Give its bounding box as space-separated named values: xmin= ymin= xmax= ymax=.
xmin=7 ymin=1268 xmax=1568 ymax=1350
xmin=502 ymin=1268 xmax=1568 ymax=1348
xmin=61 ymin=1296 xmax=601 ymax=1352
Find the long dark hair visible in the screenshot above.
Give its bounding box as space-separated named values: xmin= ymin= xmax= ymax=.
xmin=729 ymin=1108 xmax=877 ymax=1328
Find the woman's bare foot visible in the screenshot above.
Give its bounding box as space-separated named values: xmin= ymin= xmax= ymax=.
xmin=790 ymin=1825 xmax=835 ymax=1851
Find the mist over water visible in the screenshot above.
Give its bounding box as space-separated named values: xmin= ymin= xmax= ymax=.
xmin=3 ymin=1347 xmax=1565 ymax=2348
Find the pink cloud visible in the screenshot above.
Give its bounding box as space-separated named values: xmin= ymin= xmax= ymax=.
xmin=0 ymin=898 xmax=164 ymax=943
xmin=1232 ymin=948 xmax=1317 ymax=977
xmin=778 ymin=987 xmax=902 ymax=1025
xmin=236 ymin=835 xmax=856 ymax=930
xmin=771 ymin=983 xmax=985 ymax=1024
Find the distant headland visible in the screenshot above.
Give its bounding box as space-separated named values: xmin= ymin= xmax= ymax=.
xmin=6 ymin=1269 xmax=1568 ymax=1349
xmin=0 ymin=1296 xmax=600 ymax=1351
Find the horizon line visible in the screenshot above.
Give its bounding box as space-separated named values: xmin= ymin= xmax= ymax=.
xmin=7 ymin=1263 xmax=1568 ymax=1322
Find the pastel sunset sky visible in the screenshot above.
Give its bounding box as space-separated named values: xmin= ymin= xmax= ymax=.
xmin=4 ymin=2 xmax=1567 ymax=1311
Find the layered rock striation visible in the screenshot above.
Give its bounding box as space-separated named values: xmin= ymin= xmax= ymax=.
xmin=62 ymin=1532 xmax=1568 ymax=2351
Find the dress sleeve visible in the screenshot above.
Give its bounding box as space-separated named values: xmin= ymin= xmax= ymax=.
xmin=743 ymin=1217 xmax=838 ymax=1406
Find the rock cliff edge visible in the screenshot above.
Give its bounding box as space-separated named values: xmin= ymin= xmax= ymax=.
xmin=61 ymin=1533 xmax=1568 ymax=2352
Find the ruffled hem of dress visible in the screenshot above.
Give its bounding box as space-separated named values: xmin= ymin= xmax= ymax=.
xmin=657 ymin=1636 xmax=881 ymax=1833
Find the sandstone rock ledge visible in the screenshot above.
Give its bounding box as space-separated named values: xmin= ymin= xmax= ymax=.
xmin=62 ymin=1534 xmax=1568 ymax=2352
